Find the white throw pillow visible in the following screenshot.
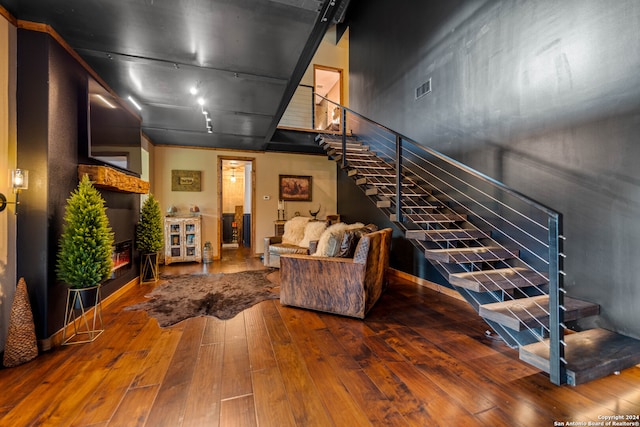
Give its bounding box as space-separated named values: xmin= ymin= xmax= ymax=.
xmin=313 ymin=222 xmax=365 ymax=257
xmin=281 ymin=216 xmax=311 ymax=245
xmin=298 ymin=221 xmax=327 ymax=249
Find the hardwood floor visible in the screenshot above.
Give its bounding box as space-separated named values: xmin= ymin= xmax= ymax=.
xmin=1 ymin=248 xmax=639 ymax=426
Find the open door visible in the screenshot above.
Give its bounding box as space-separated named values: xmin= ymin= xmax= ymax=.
xmin=219 ymin=156 xmax=255 ymax=255
xmin=314 ymin=65 xmax=343 ymax=131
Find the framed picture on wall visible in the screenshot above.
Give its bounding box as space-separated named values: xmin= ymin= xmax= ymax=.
xmin=172 ymin=170 xmax=201 ymax=191
xmin=279 ymin=175 xmax=312 ymax=201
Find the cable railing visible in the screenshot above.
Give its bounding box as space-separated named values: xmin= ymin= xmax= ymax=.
xmin=278 ymin=84 xmax=315 ymax=130
xmin=305 ymin=93 xmax=567 ymax=385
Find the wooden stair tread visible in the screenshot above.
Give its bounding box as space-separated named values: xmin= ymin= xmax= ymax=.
xmin=479 ymin=295 xmax=599 ymax=330
xmin=321 ymin=140 xmax=366 ymax=148
xmin=407 ymin=228 xmax=483 ymax=240
xmin=406 ymin=228 xmax=485 ymax=241
xmin=373 ymin=190 xmax=431 ymax=197
xmin=519 ymin=328 xmax=640 ymax=385
xmin=361 ymin=181 xmax=415 ymax=188
xmin=405 ymin=213 xmax=467 ymax=223
xmin=336 ymin=152 xmax=378 ymax=159
xmin=425 ymin=246 xmax=518 ymax=263
xmin=348 ymin=165 xmax=392 ymax=172
xmin=327 ymin=147 xmax=371 ymax=154
xmin=449 ymin=267 xmax=547 ymax=292
xmin=353 ymin=170 xmax=399 ymax=177
xmin=402 ymin=204 xmax=444 ymax=210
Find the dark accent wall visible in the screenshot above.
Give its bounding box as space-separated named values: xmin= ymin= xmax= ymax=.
xmin=346 ymin=0 xmax=640 ymax=339
xmin=16 ymin=30 xmax=139 ymax=342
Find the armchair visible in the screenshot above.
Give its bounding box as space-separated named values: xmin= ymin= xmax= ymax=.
xmin=279 ymin=228 xmax=392 ymax=319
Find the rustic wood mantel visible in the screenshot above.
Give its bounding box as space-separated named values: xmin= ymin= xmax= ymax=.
xmin=78 ymin=165 xmax=149 ymax=194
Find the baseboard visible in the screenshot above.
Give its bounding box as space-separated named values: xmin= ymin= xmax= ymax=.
xmin=39 ymin=276 xmax=140 ymax=351
xmin=387 ymin=268 xmax=464 ymax=302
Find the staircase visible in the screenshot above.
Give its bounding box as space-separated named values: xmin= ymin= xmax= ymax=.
xmin=317 ymin=131 xmax=640 ymax=386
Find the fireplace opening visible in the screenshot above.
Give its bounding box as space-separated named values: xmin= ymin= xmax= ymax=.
xmin=111 ymin=240 xmax=132 ymax=279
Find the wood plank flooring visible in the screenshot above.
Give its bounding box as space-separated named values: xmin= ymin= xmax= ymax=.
xmin=1 ymin=248 xmax=639 ymax=426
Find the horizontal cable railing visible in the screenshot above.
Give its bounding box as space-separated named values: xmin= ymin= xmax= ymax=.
xmin=311 ymin=93 xmax=566 ymax=385
xmin=278 ymin=84 xmax=315 ymax=130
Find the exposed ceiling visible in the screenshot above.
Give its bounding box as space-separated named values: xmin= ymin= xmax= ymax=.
xmin=1 ymin=0 xmax=348 ymax=152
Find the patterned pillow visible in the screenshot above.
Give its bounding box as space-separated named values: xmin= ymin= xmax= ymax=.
xmin=337 ymin=230 xmax=358 ymax=258
xmin=336 ymin=224 xmax=379 ymax=258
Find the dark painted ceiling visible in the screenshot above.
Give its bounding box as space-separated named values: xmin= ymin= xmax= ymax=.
xmin=1 ymin=0 xmax=348 ymax=152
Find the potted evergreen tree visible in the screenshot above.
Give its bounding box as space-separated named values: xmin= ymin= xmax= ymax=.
xmin=136 ymin=194 xmax=164 ymax=283
xmin=57 ymin=175 xmax=114 ymax=343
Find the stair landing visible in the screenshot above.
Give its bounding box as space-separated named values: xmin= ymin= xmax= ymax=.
xmin=519 ymin=328 xmax=640 ymax=385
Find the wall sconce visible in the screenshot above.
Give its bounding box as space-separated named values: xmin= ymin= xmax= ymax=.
xmin=230 ymin=168 xmax=237 ymax=183
xmin=0 ymin=169 xmax=29 ymax=214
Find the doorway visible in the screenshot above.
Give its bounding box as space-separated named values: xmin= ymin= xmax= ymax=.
xmin=314 ymin=65 xmax=343 ymax=131
xmin=218 ymin=156 xmax=255 ymax=256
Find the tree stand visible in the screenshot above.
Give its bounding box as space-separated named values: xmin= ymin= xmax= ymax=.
xmin=62 ymin=285 xmax=104 ymax=345
xmin=140 ymin=252 xmax=159 ymax=284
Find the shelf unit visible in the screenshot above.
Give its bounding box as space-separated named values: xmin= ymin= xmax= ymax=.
xmin=164 ymin=216 xmax=202 ymax=264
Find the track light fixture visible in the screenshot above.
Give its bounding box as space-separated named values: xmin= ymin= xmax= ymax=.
xmin=191 ymin=87 xmax=213 ymax=134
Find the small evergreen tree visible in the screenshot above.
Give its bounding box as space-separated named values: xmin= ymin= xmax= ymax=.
xmin=136 ymin=194 xmax=164 ymax=253
xmin=57 ymin=175 xmax=114 ymax=289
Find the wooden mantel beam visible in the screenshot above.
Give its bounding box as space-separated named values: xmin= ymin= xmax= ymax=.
xmin=78 ymin=165 xmax=149 ymax=194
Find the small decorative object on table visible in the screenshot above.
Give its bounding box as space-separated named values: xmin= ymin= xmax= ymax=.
xmin=190 ymin=205 xmax=200 ymax=216
xmin=277 ymin=200 xmax=286 ymax=221
xmin=309 ymin=204 xmax=321 ymax=220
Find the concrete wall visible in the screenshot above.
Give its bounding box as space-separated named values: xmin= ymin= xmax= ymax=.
xmin=347 ymin=0 xmax=640 ymax=338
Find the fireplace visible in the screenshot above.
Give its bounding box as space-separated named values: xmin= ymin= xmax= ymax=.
xmin=110 ymin=240 xmax=132 ymax=280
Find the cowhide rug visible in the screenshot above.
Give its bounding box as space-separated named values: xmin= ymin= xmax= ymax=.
xmin=126 ymin=269 xmax=279 ymax=327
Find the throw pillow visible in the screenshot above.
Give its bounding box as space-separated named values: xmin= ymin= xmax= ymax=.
xmin=337 ymin=230 xmax=358 ymax=258
xmin=313 ymin=222 xmax=348 ymax=257
xmin=281 ymin=216 xmax=311 ymax=245
xmin=314 ymin=222 xmax=365 ymax=257
xmin=298 ymin=221 xmax=327 ymax=249
xmin=336 ymin=224 xmax=378 ymax=258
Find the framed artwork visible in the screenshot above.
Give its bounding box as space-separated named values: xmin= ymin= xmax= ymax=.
xmin=172 ymin=170 xmax=201 ymax=191
xmin=279 ymin=175 xmax=312 ymax=201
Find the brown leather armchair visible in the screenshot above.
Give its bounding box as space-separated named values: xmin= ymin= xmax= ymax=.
xmin=279 ymin=228 xmax=392 ymax=319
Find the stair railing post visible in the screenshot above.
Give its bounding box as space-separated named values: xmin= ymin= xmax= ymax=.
xmin=395 ymin=135 xmax=403 ymax=222
xmin=341 ymin=106 xmax=347 ymax=169
xmin=311 ymin=87 xmax=316 ymax=130
xmin=548 ymin=214 xmax=566 ymax=385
